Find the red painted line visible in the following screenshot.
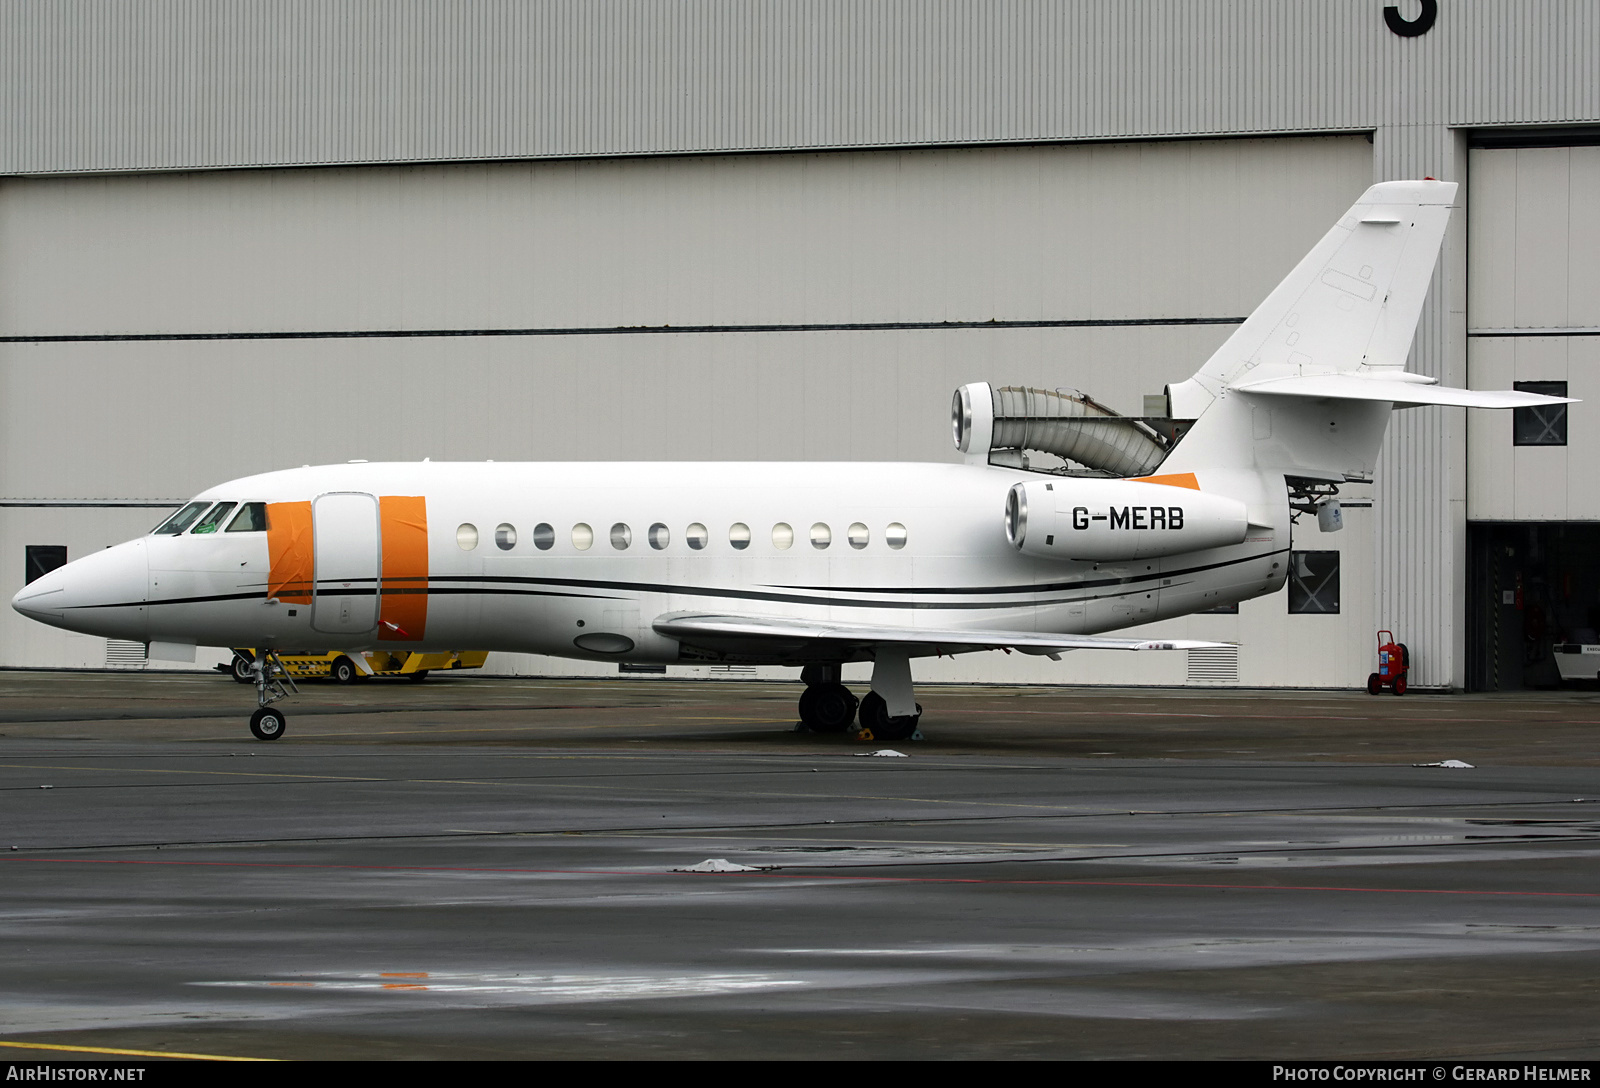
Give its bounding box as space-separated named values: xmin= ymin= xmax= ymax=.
xmin=3 ymin=855 xmax=1595 ymax=898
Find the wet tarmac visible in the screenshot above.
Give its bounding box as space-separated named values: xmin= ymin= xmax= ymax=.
xmin=1 ymin=670 xmax=1598 ymax=1060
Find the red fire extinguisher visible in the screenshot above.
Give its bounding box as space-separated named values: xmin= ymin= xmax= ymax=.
xmin=1367 ymin=630 xmax=1410 ymax=695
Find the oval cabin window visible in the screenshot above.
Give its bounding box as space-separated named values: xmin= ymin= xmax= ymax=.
xmin=457 ymin=523 xmax=479 ymax=551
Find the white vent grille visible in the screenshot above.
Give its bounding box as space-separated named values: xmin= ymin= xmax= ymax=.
xmin=105 ymin=640 xmax=147 ymax=668
xmin=1186 ymin=646 xmax=1239 ymax=685
xmin=709 ymin=665 xmax=757 ymax=676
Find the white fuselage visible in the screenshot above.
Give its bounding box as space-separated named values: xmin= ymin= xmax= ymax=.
xmin=14 ymin=460 xmax=1289 ymax=666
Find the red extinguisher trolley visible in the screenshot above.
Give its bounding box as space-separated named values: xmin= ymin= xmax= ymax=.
xmin=1367 ymin=630 xmax=1410 ymax=695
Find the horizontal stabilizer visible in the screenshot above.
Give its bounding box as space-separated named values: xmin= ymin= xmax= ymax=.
xmin=1230 ymin=374 xmax=1576 ymax=410
xmin=655 ymin=612 xmax=1227 ymax=655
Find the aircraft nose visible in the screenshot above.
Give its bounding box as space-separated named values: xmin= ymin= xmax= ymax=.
xmin=12 ymin=539 xmax=149 ymax=638
xmin=11 ymin=567 xmax=67 ymax=620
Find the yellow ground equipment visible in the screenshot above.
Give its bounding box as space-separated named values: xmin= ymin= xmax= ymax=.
xmin=227 ymin=649 xmax=488 ymax=684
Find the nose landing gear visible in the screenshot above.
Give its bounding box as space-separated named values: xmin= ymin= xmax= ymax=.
xmin=239 ymin=649 xmax=298 ymax=741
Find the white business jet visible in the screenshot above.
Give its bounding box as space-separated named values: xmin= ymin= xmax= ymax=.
xmin=12 ymin=181 xmax=1568 ymax=742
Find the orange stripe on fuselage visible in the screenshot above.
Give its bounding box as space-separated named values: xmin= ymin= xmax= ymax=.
xmin=379 ymin=495 xmax=428 ymax=642
xmin=265 ymin=501 xmax=314 ymax=604
xmin=1129 ymin=472 xmax=1200 ymax=490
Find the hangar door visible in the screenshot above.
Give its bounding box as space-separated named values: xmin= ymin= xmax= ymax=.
xmin=1466 ymin=143 xmax=1600 ymax=689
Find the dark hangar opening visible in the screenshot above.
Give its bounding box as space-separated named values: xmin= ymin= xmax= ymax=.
xmin=1468 ymin=522 xmax=1600 ymax=691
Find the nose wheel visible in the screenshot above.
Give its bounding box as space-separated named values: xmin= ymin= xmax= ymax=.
xmin=245 ymin=650 xmax=299 ymax=741
xmin=250 ymin=706 xmax=287 ymax=741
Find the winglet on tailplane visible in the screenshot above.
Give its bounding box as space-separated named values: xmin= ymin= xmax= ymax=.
xmin=1160 ymin=180 xmax=1573 ymax=482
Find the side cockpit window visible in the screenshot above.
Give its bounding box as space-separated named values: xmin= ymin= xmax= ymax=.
xmin=225 ymin=503 xmax=268 ymax=533
xmin=152 ymin=501 xmax=210 ymax=536
xmin=190 ymin=502 xmax=238 ymax=534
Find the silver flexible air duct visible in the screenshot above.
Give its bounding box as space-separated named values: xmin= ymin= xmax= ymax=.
xmin=989 ymin=386 xmax=1169 ymax=477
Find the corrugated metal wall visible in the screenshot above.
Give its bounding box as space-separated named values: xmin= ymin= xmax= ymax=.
xmin=1369 ymin=124 xmax=1470 ymax=689
xmin=4 ymin=1 xmax=1597 ymax=688
xmin=4 ymin=1 xmax=1599 ymax=176
xmin=0 ymin=137 xmax=1378 ymax=679
xmin=1467 ymin=146 xmax=1600 ymax=522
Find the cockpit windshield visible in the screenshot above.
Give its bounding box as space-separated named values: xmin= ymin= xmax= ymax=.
xmin=225 ymin=503 xmax=268 ymax=533
xmin=152 ymin=501 xmax=210 ymax=535
xmin=190 ymin=502 xmax=238 ymax=534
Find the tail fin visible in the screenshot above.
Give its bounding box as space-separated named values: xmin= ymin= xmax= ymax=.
xmin=1161 ymin=180 xmax=1567 ymax=481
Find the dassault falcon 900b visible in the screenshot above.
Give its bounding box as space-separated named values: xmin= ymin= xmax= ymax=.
xmin=12 ymin=181 xmax=1570 ymax=742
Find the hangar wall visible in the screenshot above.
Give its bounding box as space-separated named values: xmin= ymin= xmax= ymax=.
xmin=4 ymin=2 xmax=1598 ymax=688
xmin=0 ymin=135 xmax=1376 ymax=683
xmin=4 ymin=1 xmax=1596 ymax=173
xmin=1468 ymin=145 xmax=1600 ymax=521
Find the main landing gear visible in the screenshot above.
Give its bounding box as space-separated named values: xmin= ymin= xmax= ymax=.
xmin=858 ymin=691 xmax=923 ymax=743
xmin=238 ymin=649 xmax=298 ymax=741
xmin=796 ymin=657 xmax=923 ymax=742
xmin=798 ymin=665 xmax=859 ymax=732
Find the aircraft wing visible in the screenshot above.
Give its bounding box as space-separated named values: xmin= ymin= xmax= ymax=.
xmin=653 ymin=611 xmax=1227 ymax=656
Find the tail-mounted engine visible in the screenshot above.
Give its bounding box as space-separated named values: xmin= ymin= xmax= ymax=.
xmin=1005 ymin=478 xmax=1250 ymax=561
xmin=954 ymin=381 xmax=1176 ymax=476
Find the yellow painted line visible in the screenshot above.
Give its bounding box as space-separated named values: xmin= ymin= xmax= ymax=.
xmin=0 ymin=762 xmax=384 ymax=784
xmin=303 ymin=722 xmax=671 ymax=738
xmin=675 ymin=716 xmax=798 ymax=722
xmin=0 ymin=1039 xmax=277 ymax=1061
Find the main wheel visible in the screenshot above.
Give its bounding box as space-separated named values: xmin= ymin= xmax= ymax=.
xmin=1393 ymin=674 xmax=1407 ymax=696
xmin=1367 ymin=672 xmax=1382 ymax=695
xmin=231 ymin=652 xmax=255 ymax=684
xmin=331 ymin=656 xmax=361 ymax=684
xmin=406 ymin=670 xmax=430 ymax=683
xmin=858 ymin=691 xmax=921 ymax=741
xmin=799 ymin=684 xmax=857 ymax=732
xmin=249 ymin=707 xmax=287 ymax=741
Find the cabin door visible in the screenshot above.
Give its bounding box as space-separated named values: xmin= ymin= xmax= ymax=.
xmin=312 ymin=492 xmax=380 ymax=636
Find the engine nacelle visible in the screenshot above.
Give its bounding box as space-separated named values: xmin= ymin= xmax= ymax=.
xmin=1004 ymin=478 xmax=1249 ymax=561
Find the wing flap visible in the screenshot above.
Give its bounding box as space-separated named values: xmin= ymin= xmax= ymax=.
xmin=654 ymin=611 xmax=1227 ymax=654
